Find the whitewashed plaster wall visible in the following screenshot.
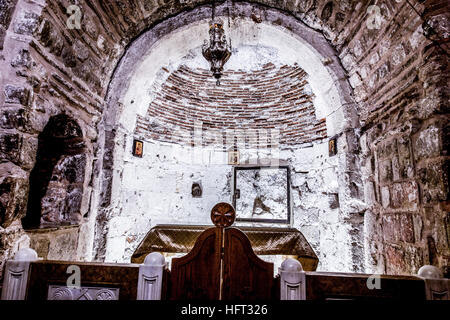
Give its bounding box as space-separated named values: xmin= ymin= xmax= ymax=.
xmin=104 ymin=135 xmax=351 ymax=272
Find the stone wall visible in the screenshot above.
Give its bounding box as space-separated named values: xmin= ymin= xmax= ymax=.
xmin=0 ymin=0 xmax=448 ymax=279
xmin=345 ymin=1 xmax=450 ymax=275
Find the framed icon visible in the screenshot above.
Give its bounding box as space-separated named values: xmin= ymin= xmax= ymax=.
xmin=233 ymin=165 xmax=291 ymax=224
xmin=132 ymin=139 xmax=144 ymax=157
xmin=228 ymin=150 xmax=240 ymax=165
xmin=329 ymin=137 xmax=337 ymax=157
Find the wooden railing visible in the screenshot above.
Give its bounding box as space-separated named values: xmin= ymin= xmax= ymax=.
xmin=1 ymin=248 xmax=448 ymax=300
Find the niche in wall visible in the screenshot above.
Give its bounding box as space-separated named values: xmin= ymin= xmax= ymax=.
xmin=22 ymin=114 xmax=86 ymax=229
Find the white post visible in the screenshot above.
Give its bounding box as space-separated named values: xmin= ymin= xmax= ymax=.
xmin=1 ymin=248 xmax=38 ymax=300
xmin=418 ymin=265 xmax=449 ymax=300
xmin=279 ymin=258 xmax=306 ymax=300
xmin=137 ymin=252 xmax=166 ymax=300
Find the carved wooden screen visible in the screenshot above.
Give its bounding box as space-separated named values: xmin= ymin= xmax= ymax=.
xmin=222 ymin=228 xmax=273 ymax=300
xmin=170 ymin=203 xmax=274 ymax=300
xmin=170 ymin=227 xmax=221 ymax=299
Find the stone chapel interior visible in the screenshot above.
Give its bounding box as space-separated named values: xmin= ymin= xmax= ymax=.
xmin=0 ymin=0 xmax=448 ymax=300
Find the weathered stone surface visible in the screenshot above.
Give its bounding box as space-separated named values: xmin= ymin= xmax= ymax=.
xmin=0 ymin=163 xmax=28 ymax=228
xmin=13 ymin=11 xmax=38 ymax=35
xmin=391 ymin=181 xmax=419 ymax=210
xmin=4 ymin=85 xmax=30 ymax=106
xmin=0 ymin=107 xmax=27 ymax=130
xmin=40 ymin=155 xmax=85 ymax=227
xmin=382 ymin=213 xmax=415 ymax=244
xmin=0 ymin=133 xmax=21 ymax=163
xmin=11 ymin=49 xmax=32 ymax=68
xmin=414 ymin=125 xmax=441 ymax=162
xmin=379 ymin=159 xmax=393 ymax=184
xmin=28 ymin=227 xmax=79 ymax=261
xmin=0 ymin=0 xmax=18 ymax=49
xmin=417 ymin=160 xmax=449 ymax=203
xmin=385 ymin=244 xmax=423 ymax=275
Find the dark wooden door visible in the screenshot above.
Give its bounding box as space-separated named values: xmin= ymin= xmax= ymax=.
xmin=222 ymin=228 xmax=273 ymax=300
xmin=170 ymin=226 xmax=273 ymax=300
xmin=170 ymin=228 xmax=222 ymax=299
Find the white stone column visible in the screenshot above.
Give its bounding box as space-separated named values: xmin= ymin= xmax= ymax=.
xmin=418 ymin=265 xmax=449 ymax=300
xmin=279 ymin=258 xmax=306 ymax=300
xmin=1 ymin=248 xmax=38 ymax=300
xmin=137 ymin=252 xmax=166 ymax=300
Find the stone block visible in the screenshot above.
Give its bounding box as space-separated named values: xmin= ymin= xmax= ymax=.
xmin=391 ymin=181 xmax=419 ymax=210
xmin=377 ymin=138 xmax=397 ymax=159
xmin=0 ymin=132 xmax=21 ymax=163
xmin=13 ymin=11 xmax=39 ymax=35
xmin=73 ymin=40 xmax=90 ymax=61
xmin=381 ymin=186 xmax=390 ymax=208
xmin=37 ymin=19 xmax=64 ymax=56
xmin=11 ymin=49 xmax=32 ymax=68
xmin=30 ymin=236 xmax=50 ymax=259
xmin=379 ymin=159 xmax=393 ymax=184
xmin=0 ymin=0 xmax=18 ymax=27
xmin=396 ymin=136 xmax=414 ymax=179
xmin=391 ymin=44 xmax=406 ymax=66
xmin=414 ymin=125 xmax=441 ymax=163
xmin=47 ymin=229 xmax=79 ymax=261
xmin=364 ymin=180 xmax=376 ymax=205
xmin=18 ymin=136 xmax=38 ymax=170
xmin=385 ymin=244 xmax=423 ymax=275
xmin=4 ymin=85 xmax=30 ymax=106
xmin=0 ymin=164 xmax=28 ymax=228
xmin=392 ymin=156 xmax=401 ymax=181
xmin=382 ymin=212 xmax=416 ymax=244
xmin=417 ymin=160 xmax=448 ymax=203
xmin=399 ymin=213 xmax=415 ymax=243
xmin=61 ymin=46 xmax=77 ymax=68
xmin=0 ymin=107 xmax=27 ymax=129
xmin=377 ymin=63 xmax=389 ymax=79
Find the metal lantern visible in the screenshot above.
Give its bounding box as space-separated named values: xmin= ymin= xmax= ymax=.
xmin=202 ymin=19 xmax=232 ymax=85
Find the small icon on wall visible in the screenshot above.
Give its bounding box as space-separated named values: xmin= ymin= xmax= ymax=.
xmin=192 ymin=182 xmax=202 ymax=198
xmin=329 ymin=137 xmax=337 ymax=157
xmin=228 ymin=150 xmax=240 ymax=165
xmin=132 ymin=139 xmax=144 ymax=157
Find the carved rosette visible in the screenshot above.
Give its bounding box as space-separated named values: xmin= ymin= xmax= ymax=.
xmin=211 ymin=202 xmax=236 ymax=228
xmin=52 ymin=288 xmax=74 ymax=300
xmin=95 ymin=289 xmax=116 ymax=300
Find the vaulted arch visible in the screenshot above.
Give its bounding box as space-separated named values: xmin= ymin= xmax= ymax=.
xmin=96 ymin=2 xmax=361 ymax=271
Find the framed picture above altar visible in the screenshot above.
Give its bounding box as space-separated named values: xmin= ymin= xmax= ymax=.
xmin=233 ymin=165 xmax=291 ymax=224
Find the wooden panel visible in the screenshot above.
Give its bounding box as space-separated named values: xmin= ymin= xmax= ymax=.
xmin=26 ymin=261 xmax=140 ymax=300
xmin=305 ymin=272 xmax=426 ymax=300
xmin=222 ymin=228 xmax=273 ymax=300
xmin=170 ymin=228 xmax=221 ymax=299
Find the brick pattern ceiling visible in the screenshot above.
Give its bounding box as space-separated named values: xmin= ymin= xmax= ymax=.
xmin=135 ymin=63 xmax=327 ymax=149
